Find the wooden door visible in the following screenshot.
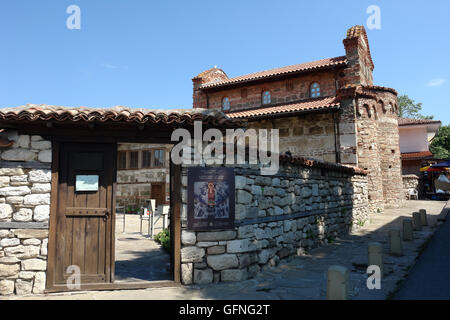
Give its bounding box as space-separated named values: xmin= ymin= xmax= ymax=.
xmin=151 ymin=183 xmax=165 ymax=206
xmin=53 ymin=142 xmax=116 ymax=286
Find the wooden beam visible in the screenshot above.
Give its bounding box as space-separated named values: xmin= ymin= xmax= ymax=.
xmin=0 ymin=160 xmax=51 ymax=169
xmin=46 ymin=140 xmax=59 ymax=291
xmin=44 ymin=280 xmax=181 ymax=293
xmin=0 ymin=222 xmax=48 ymax=229
xmin=171 ymin=163 xmax=182 ymax=283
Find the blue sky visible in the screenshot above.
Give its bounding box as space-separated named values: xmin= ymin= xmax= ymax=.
xmin=1 ymin=0 xmax=449 ymax=125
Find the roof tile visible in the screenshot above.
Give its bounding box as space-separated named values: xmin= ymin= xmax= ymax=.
xmin=200 ymin=56 xmax=347 ymax=89
xmin=398 ymin=118 xmax=441 ymax=126
xmin=401 ymin=151 xmax=433 ymax=159
xmin=0 ymin=104 xmax=244 ymax=127
xmin=226 ymin=96 xmax=340 ymax=119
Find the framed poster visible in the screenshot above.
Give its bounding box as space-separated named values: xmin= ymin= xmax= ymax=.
xmin=75 ymin=175 xmax=99 ymax=192
xmin=187 ymin=167 xmax=235 ymax=231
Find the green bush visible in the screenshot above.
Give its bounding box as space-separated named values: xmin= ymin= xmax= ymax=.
xmin=154 ymin=228 xmax=170 ymax=252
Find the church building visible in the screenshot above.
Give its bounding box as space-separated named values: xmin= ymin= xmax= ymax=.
xmin=192 ymin=25 xmax=404 ymax=210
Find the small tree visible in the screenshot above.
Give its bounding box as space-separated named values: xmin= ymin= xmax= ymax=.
xmin=430 ymin=125 xmax=450 ymax=160
xmin=398 ymin=94 xmax=433 ymax=119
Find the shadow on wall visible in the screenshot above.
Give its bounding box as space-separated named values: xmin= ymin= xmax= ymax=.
xmin=175 ymin=200 xmax=447 ymax=300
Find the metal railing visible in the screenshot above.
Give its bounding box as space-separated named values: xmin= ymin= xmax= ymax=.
xmin=115 ymin=200 xmax=169 ymax=238
xmin=139 ymin=200 xmax=169 ymax=239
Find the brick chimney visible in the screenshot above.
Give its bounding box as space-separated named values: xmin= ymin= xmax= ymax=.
xmin=192 ymin=67 xmax=229 ymax=109
xmin=341 ymin=25 xmax=374 ymax=87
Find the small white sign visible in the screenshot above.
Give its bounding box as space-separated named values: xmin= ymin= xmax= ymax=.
xmin=76 ymin=175 xmax=99 ymax=191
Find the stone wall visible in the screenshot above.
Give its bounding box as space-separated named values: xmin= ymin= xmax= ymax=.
xmin=179 ymin=161 xmax=369 ymax=285
xmin=0 ymin=132 xmax=51 ymax=295
xmin=402 ymin=175 xmax=419 ymax=200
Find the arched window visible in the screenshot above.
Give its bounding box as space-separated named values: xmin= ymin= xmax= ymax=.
xmin=222 ymin=97 xmax=230 ymax=110
xmin=262 ymin=90 xmax=271 ymax=105
xmin=310 ymin=82 xmax=320 ymax=98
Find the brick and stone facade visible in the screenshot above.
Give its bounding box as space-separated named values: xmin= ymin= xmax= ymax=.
xmin=248 ymin=113 xmax=338 ymax=163
xmin=179 ymin=160 xmax=369 ymax=285
xmin=0 ymin=132 xmax=51 ymax=295
xmin=116 ymin=143 xmax=171 ymax=210
xmin=192 ymin=25 xmax=404 ymax=210
xmin=343 ymin=85 xmax=403 ymax=210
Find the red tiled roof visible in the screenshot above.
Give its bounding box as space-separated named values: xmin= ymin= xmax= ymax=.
xmin=200 ymin=56 xmax=347 ymax=89
xmin=401 ymin=151 xmax=433 ymax=159
xmin=398 ymin=118 xmax=441 ymax=126
xmin=0 ymin=104 xmax=244 ymax=127
xmin=226 ymin=96 xmax=340 ymax=119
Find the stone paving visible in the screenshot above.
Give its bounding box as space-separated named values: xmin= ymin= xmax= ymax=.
xmin=3 ymin=200 xmax=447 ymax=300
xmin=394 ymin=204 xmax=450 ymax=299
xmin=114 ymin=213 xmax=171 ymax=282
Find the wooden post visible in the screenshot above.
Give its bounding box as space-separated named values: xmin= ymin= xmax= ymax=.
xmin=368 ymin=242 xmax=383 ymax=277
xmin=402 ymin=219 xmax=413 ymax=241
xmin=419 ymin=209 xmax=428 ymax=226
xmin=412 ymin=212 xmax=422 ymax=231
xmin=389 ymin=229 xmax=403 ymax=256
xmin=327 ymin=265 xmax=349 ymax=300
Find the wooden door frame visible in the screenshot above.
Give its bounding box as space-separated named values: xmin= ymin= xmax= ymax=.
xmin=46 ymin=140 xmax=181 ymax=293
xmin=151 ymin=182 xmax=165 ymax=206
xmin=170 ymin=163 xmax=181 ymax=283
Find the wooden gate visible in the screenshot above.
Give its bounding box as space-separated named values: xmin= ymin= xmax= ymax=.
xmin=47 ymin=141 xmax=181 ymax=292
xmin=49 ymin=142 xmax=116 ymax=288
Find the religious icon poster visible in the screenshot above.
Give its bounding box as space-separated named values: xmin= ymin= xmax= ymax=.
xmin=187 ymin=167 xmax=235 ymax=231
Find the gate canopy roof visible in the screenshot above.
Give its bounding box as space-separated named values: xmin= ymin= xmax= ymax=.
xmin=0 ymin=104 xmax=244 ymax=127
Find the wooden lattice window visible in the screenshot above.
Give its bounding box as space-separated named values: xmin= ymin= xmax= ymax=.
xmin=142 ymin=150 xmax=152 ymax=168
xmin=153 ymin=149 xmax=165 ymax=167
xmin=129 ymin=151 xmax=139 ymax=169
xmin=118 ymin=151 xmax=127 ymax=170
